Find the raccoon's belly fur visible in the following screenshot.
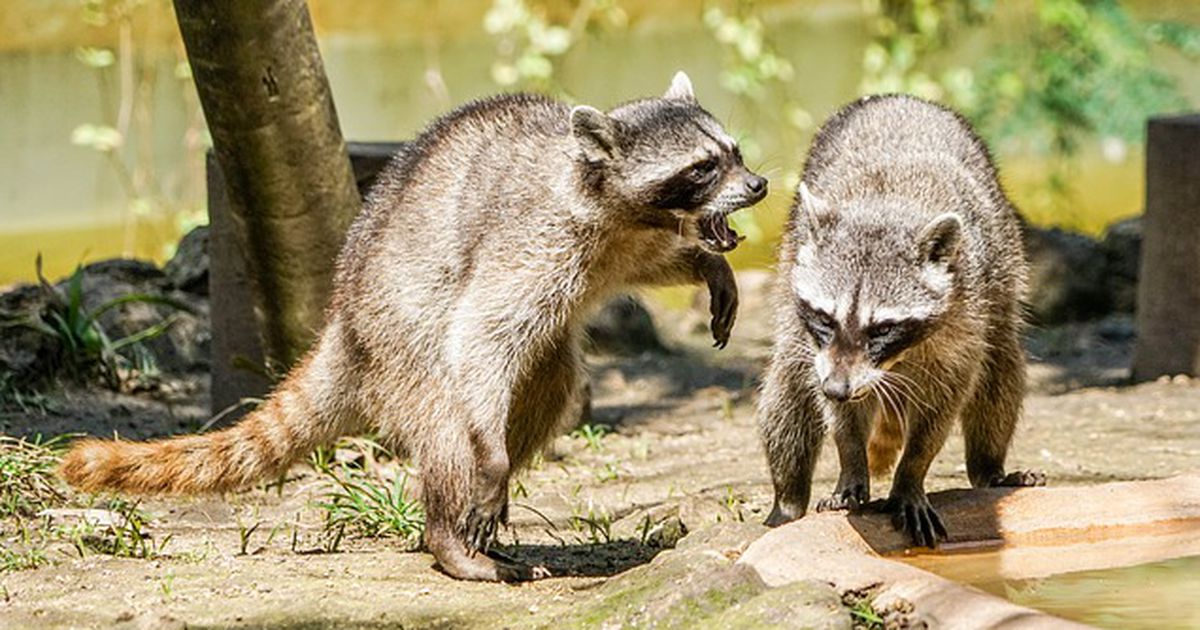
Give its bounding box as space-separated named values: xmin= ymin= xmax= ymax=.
xmin=757 ymin=94 xmax=1044 ymax=549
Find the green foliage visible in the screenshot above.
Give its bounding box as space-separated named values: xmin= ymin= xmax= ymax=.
xmin=59 ymin=499 xmax=174 ymax=560
xmin=484 ymin=0 xmax=626 ymax=91
xmin=0 ymin=544 xmax=49 ymax=571
xmin=972 ymin=0 xmax=1191 ymax=151
xmin=703 ymin=4 xmax=794 ymax=99
xmin=0 ymin=436 xmax=69 ymax=519
xmin=315 ymin=470 xmax=424 ymax=544
xmin=25 ymin=257 xmax=189 ymax=389
xmin=570 ymin=422 xmax=609 ymax=452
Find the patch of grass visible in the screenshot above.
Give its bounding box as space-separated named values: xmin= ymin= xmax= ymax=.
xmin=315 ymin=469 xmax=424 ymax=545
xmin=24 ymin=257 xmax=191 ymax=389
xmin=844 ymin=590 xmax=886 ymax=630
xmin=570 ymin=423 xmax=609 ymax=452
xmin=717 ymin=486 xmax=746 ymax=523
xmin=0 ymin=544 xmax=48 ymax=571
xmin=0 ymin=435 xmax=70 ymax=519
xmin=568 ymin=500 xmax=613 ymax=544
xmin=59 ymin=498 xmax=172 ymax=560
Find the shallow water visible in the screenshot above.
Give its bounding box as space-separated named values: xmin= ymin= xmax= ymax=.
xmin=936 ymin=553 xmax=1200 ymax=629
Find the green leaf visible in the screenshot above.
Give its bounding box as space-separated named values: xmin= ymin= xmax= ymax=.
xmin=75 ymin=47 xmax=115 ymax=68
xmin=70 ymin=124 xmax=123 ymax=152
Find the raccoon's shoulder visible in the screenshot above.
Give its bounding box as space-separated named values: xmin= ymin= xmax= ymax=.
xmin=422 ymin=93 xmax=571 ymax=144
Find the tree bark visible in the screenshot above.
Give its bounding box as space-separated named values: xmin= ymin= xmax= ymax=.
xmin=173 ymin=0 xmax=360 ymax=370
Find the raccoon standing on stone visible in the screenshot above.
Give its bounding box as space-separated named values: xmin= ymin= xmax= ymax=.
xmin=60 ymin=73 xmax=768 ymax=581
xmin=757 ymin=94 xmax=1043 ymax=547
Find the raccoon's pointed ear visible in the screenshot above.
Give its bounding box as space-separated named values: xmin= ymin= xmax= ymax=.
xmin=571 ymin=105 xmax=617 ymax=162
xmin=664 ymin=71 xmax=697 ymax=102
xmin=918 ymin=213 xmax=963 ymax=265
xmin=797 ymin=182 xmax=834 ymax=235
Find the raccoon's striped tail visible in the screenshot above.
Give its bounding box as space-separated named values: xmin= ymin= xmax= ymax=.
xmin=59 ymin=328 xmax=351 ymax=495
xmin=867 ymin=404 xmax=905 ymax=478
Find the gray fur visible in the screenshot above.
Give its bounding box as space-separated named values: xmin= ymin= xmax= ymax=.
xmin=757 ymin=94 xmax=1041 ymax=547
xmin=328 ymin=74 xmax=766 ymax=580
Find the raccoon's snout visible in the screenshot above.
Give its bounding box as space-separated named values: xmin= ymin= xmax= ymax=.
xmin=743 ymin=174 xmax=768 ymax=200
xmin=821 ymin=377 xmax=854 ymax=403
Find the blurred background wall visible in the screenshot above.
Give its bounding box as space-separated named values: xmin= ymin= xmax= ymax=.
xmin=1 ymin=0 xmax=1197 ymax=285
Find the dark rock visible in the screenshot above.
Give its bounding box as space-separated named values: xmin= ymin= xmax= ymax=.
xmin=1023 ymin=224 xmax=1112 ymax=324
xmin=0 ymin=284 xmax=55 ymax=387
xmin=70 ymin=262 xmax=209 ymax=375
xmin=585 ymin=295 xmax=667 ymax=356
xmin=1101 ymin=216 xmax=1141 ymax=314
xmin=164 ymin=226 xmax=210 ymax=295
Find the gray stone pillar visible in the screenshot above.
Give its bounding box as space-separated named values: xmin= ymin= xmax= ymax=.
xmin=1132 ymin=114 xmax=1200 ymax=381
xmin=208 ymin=142 xmax=405 ymax=420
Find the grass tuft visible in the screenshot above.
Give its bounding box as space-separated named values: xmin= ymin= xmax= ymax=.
xmin=315 ymin=468 xmax=424 ymax=546
xmin=0 ymin=435 xmax=70 ymax=519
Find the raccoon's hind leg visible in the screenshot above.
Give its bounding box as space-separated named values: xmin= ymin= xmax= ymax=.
xmin=759 ymin=358 xmax=826 ymax=526
xmin=960 ymin=326 xmax=1046 ymax=489
xmin=418 ymin=417 xmax=545 ymax=582
xmin=816 ymin=402 xmax=873 ymax=512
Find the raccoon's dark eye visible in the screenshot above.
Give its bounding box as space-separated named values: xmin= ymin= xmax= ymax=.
xmin=869 ymin=322 xmax=895 ymax=338
xmin=805 ymin=313 xmax=837 ymax=346
xmin=806 ymin=321 xmax=834 ymax=346
xmin=687 ymin=158 xmax=719 ymax=182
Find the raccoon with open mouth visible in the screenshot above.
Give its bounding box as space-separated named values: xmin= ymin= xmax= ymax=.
xmin=757 ymin=94 xmax=1044 ymax=548
xmin=59 ymin=72 xmax=767 ymax=581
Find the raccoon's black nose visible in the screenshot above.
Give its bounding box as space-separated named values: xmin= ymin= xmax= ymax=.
xmin=821 ymin=378 xmax=852 ymax=402
xmin=745 ymin=175 xmax=768 ymax=196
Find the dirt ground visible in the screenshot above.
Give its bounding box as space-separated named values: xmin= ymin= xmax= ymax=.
xmin=1 ymin=271 xmax=1197 ymax=629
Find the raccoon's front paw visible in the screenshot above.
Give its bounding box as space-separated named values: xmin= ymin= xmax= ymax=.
xmin=708 ymin=278 xmax=737 ymax=349
xmin=988 ymin=470 xmax=1047 ymax=488
xmin=883 ymin=490 xmax=947 ymax=549
xmin=815 ymin=482 xmax=869 ymax=512
xmin=703 ymin=257 xmax=738 ymax=349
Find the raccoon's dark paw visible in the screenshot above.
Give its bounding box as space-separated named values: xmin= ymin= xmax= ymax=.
xmin=883 ymin=491 xmax=947 ymax=549
xmin=764 ymin=498 xmax=807 ymax=527
xmin=459 ymin=498 xmax=508 ymax=554
xmin=815 ymin=482 xmax=870 ymax=512
xmin=709 ymin=288 xmax=737 ymax=349
xmin=704 ymin=260 xmax=738 ymax=349
xmin=989 ymin=470 xmax=1046 ymax=488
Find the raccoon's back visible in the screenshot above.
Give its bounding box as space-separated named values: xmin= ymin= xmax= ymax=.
xmin=333 ymin=94 xmax=576 ymax=307
xmin=802 ymin=94 xmax=998 ymax=195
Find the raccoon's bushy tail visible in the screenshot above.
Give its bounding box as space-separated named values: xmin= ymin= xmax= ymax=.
xmin=59 ymin=327 xmax=353 ymax=495
xmin=867 ymin=405 xmax=905 ymax=478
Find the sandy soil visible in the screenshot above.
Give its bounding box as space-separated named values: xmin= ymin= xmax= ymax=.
xmin=1 ymin=272 xmax=1197 ymax=629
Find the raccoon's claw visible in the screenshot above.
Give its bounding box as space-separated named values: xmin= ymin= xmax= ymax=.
xmin=884 ymin=492 xmax=947 ymax=549
xmin=460 ymin=500 xmax=507 ymax=555
xmin=815 ymin=482 xmax=869 ymax=512
xmin=988 ymin=470 xmax=1046 ymax=488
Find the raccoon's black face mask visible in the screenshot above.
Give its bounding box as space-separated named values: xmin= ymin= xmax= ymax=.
xmin=569 ymin=71 xmax=768 ymax=253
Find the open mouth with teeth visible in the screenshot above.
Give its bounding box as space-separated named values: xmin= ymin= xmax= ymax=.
xmin=699 ymin=210 xmax=745 ymax=253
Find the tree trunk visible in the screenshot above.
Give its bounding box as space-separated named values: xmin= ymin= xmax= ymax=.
xmin=173 ymin=0 xmax=359 ymax=370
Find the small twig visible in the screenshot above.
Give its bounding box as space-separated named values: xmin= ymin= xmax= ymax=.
xmin=199 ymin=398 xmax=261 ymax=433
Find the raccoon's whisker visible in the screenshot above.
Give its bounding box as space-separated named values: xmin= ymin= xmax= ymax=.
xmin=883 ymin=371 xmax=926 ymax=406
xmin=872 ymin=379 xmax=906 ymax=436
xmin=898 ymin=362 xmax=954 ymax=401
xmin=882 ymin=372 xmax=929 ymax=415
xmin=875 ymin=378 xmax=910 ymax=435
